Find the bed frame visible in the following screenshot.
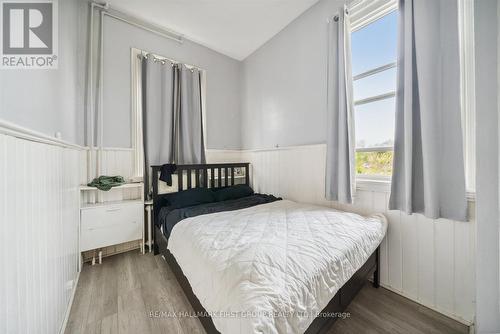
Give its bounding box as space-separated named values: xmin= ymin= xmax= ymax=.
xmin=151 ymin=163 xmax=380 ymax=334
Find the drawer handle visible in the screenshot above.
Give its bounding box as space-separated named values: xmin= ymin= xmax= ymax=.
xmin=85 ymin=222 xmax=137 ymax=231
xmin=106 ymin=208 xmax=121 ymax=212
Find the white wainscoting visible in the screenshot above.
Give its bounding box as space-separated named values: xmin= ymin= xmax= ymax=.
xmin=81 ymin=147 xmax=135 ymax=182
xmin=87 ymin=149 xmax=241 ymax=183
xmin=0 ymin=132 xmax=82 ymax=334
xmin=221 ymin=144 xmax=475 ymax=325
xmin=81 ymin=148 xmax=140 ymax=202
xmin=82 ymin=148 xmax=242 ymax=200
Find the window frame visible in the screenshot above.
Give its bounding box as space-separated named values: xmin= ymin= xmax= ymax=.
xmin=350 ymin=0 xmax=398 ymax=32
xmin=350 ymin=3 xmax=398 ymax=179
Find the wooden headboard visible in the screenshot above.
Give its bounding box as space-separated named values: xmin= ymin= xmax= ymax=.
xmin=150 ymin=163 xmax=250 ymax=232
xmin=151 ymin=163 xmax=250 ymax=199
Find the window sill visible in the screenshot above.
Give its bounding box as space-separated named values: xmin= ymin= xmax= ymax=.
xmin=356 ymin=178 xmax=391 ymax=193
xmin=356 ymin=176 xmax=476 ymax=202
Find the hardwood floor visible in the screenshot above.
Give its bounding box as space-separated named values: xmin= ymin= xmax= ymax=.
xmin=65 ymin=251 xmax=469 ymax=334
xmin=328 ymin=282 xmax=469 ymax=334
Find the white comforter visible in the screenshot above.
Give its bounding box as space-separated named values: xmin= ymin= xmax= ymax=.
xmin=168 ymin=200 xmax=387 ymax=334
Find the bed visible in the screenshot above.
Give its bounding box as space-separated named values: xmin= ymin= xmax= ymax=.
xmin=151 ymin=163 xmax=387 ymax=334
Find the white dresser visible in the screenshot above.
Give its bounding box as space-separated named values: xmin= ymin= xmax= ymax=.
xmin=79 ymin=183 xmax=144 ymax=268
xmin=80 ymin=201 xmax=143 ymax=252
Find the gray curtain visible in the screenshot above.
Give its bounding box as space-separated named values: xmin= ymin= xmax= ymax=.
xmin=176 ymin=65 xmax=206 ymax=164
xmin=389 ymin=0 xmax=467 ymax=221
xmin=325 ymin=6 xmax=355 ymax=204
xmin=142 ymin=57 xmax=175 ymax=196
xmin=142 ymin=57 xmax=175 ymax=168
xmin=142 ymin=58 xmax=206 ymax=197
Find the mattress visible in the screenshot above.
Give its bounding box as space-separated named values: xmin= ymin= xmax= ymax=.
xmin=158 ymin=194 xmax=281 ymax=238
xmin=167 ymin=200 xmax=387 ymax=334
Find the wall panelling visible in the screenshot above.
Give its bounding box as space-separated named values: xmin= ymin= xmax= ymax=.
xmin=0 ymin=132 xmax=82 ymax=334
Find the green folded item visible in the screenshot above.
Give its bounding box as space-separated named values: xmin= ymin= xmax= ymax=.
xmin=87 ymin=176 xmax=126 ymax=191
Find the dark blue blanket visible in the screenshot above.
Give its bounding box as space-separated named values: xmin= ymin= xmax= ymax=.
xmin=158 ymin=194 xmax=281 ymax=238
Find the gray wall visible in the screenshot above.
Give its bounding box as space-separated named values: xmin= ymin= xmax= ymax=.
xmin=474 ymin=0 xmax=500 ymax=332
xmin=240 ymin=0 xmax=344 ymax=149
xmin=102 ymin=16 xmax=242 ymax=149
xmin=0 ymin=0 xmax=87 ymax=145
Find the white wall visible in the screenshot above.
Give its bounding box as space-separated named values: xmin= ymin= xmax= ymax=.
xmin=0 ymin=131 xmax=82 ymax=334
xmin=0 ymin=0 xmax=87 ymax=145
xmin=240 ymin=0 xmax=344 ymax=149
xmin=101 ymin=15 xmax=242 ymax=150
xmin=474 ymin=0 xmax=500 ymax=332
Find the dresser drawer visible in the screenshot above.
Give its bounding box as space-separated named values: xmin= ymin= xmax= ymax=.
xmin=80 ymin=202 xmax=143 ymax=252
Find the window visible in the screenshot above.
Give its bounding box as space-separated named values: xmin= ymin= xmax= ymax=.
xmin=351 ymin=8 xmax=398 ymax=177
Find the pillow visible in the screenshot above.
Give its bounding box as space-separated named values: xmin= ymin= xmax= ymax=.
xmin=213 ymin=184 xmax=254 ymax=202
xmin=167 ymin=188 xmax=216 ymax=209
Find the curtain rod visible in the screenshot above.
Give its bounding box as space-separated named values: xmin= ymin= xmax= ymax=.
xmin=134 ymin=48 xmax=206 ymax=72
xmin=91 ymin=1 xmax=183 ymax=44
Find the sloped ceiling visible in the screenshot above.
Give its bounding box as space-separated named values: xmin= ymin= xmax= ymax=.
xmin=108 ymin=0 xmax=321 ymax=60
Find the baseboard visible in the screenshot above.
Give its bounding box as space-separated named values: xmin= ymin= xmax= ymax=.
xmin=81 ymin=240 xmax=142 ymax=263
xmin=59 ymin=270 xmax=81 ymax=334
xmin=379 ymin=283 xmax=473 ymax=327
